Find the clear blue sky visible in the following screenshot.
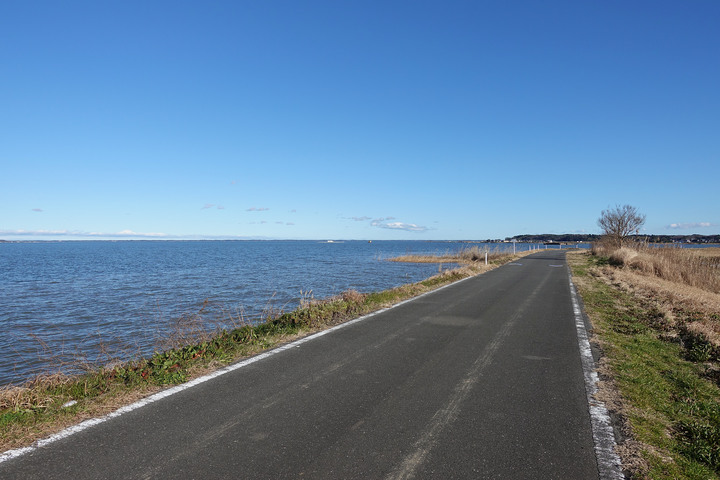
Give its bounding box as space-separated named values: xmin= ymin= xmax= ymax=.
xmin=2 ymin=1 xmax=718 ymax=240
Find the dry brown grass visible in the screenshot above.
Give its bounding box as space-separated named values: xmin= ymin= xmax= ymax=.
xmin=593 ymin=242 xmax=720 ymax=294
xmin=0 ymin=374 xmax=69 ymax=412
xmin=390 ymin=245 xmax=535 ymax=264
xmin=389 ymin=248 xmax=484 ymax=264
xmin=689 ymin=247 xmax=720 ymax=258
xmin=588 ymin=243 xmax=720 ymax=349
xmin=598 ymin=266 xmax=720 ymax=346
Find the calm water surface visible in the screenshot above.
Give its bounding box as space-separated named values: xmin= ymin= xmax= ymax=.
xmin=0 ymin=240 xmax=546 ymax=386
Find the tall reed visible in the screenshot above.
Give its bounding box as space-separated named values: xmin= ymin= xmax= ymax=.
xmin=592 ymin=241 xmax=720 ymax=294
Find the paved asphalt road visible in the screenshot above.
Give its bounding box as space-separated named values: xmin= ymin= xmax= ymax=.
xmin=1 ymin=250 xmax=607 ymax=479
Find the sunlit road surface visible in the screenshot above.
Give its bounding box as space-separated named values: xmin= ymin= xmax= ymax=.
xmin=1 ymin=250 xmax=611 ymax=479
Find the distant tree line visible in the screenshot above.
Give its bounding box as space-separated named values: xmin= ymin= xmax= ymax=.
xmin=508 ymin=233 xmax=720 ymax=244
xmin=641 ymin=234 xmax=720 ymax=244
xmin=509 ymin=234 xmax=601 ymax=243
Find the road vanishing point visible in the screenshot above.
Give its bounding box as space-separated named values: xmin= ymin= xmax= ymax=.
xmin=1 ymin=250 xmax=623 ymax=479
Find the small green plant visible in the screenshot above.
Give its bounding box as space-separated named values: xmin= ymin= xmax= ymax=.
xmin=678 ymin=418 xmax=720 ymax=471
xmin=687 ymin=340 xmax=714 ymax=363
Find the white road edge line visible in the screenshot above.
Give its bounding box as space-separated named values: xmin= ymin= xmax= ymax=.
xmin=0 ymin=273 xmax=476 ymax=464
xmin=568 ymin=270 xmax=624 ymax=480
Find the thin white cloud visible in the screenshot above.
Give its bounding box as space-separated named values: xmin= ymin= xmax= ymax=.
xmin=112 ymin=230 xmax=167 ymax=237
xmin=666 ymin=222 xmax=714 ymax=230
xmin=384 ymin=222 xmax=428 ymax=232
xmin=247 ymin=207 xmax=270 ymax=212
xmin=351 ymin=216 xmax=428 ymax=232
xmin=369 ymin=217 xmax=397 ymax=227
xmin=370 ymin=219 xmax=429 ymax=232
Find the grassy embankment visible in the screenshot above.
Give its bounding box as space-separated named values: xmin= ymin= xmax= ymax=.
xmin=0 ymin=247 xmax=529 ymax=453
xmin=569 ymin=244 xmax=720 ymax=479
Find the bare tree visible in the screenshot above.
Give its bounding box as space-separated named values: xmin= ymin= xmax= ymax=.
xmin=597 ymin=204 xmax=646 ymax=248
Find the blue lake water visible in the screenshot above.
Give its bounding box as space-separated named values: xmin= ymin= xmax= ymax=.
xmin=0 ymin=240 xmax=560 ymax=386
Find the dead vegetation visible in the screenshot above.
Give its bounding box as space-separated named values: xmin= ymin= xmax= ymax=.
xmin=389 ymin=245 xmax=527 ymax=264
xmin=590 ymin=241 xmax=720 ymax=348
xmin=593 ymin=240 xmax=720 ymax=294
